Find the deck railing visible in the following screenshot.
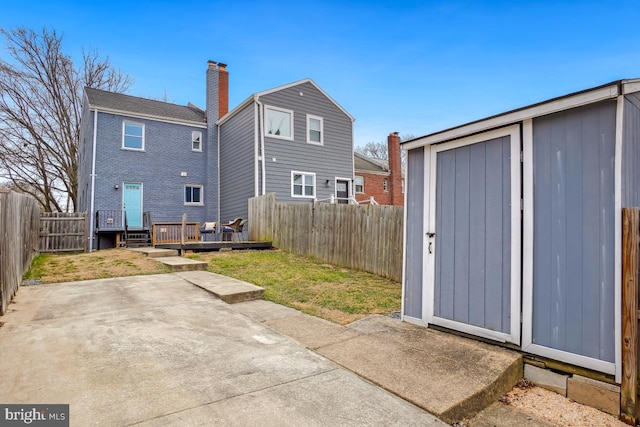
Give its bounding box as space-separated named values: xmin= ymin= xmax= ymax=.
xmin=152 ymin=222 xmax=200 ymax=246
xmin=96 ymin=209 xmax=124 ymax=231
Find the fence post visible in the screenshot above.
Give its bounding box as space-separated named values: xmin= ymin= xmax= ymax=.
xmin=180 ymin=214 xmax=187 ymax=256
xmin=621 ymin=207 xmax=639 ymax=425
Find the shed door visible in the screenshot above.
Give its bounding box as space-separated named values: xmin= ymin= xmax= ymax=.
xmin=425 ymin=125 xmax=521 ymax=344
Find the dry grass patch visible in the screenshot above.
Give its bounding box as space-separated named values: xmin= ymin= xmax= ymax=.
xmin=24 ymin=249 xmax=171 ymax=283
xmin=189 ymin=249 xmax=401 ymax=325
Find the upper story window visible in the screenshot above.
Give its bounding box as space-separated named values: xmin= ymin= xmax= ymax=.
xmin=307 ymin=115 xmax=323 ymax=145
xmin=354 ymin=176 xmax=364 ymax=193
xmin=383 ymin=178 xmax=388 ymax=192
xmin=291 ymin=171 xmax=315 ymax=198
xmin=123 ymin=121 xmax=144 ymax=150
xmin=184 ymin=185 xmax=203 ymax=205
xmin=192 ymin=131 xmax=202 ymax=151
xmin=265 ymin=106 xmax=293 ymax=140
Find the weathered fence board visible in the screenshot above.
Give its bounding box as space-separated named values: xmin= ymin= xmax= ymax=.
xmin=621 ymin=208 xmax=639 ymax=424
xmin=0 ymin=189 xmax=40 ymax=315
xmin=39 ymin=212 xmax=87 ymax=253
xmin=249 ymin=193 xmax=403 ymax=282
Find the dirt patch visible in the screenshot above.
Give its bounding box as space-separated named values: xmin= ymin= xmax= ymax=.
xmin=503 ymin=382 xmax=626 ymax=427
xmin=26 ymin=249 xmax=171 ymax=283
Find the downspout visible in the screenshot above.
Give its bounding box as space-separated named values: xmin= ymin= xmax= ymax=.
xmin=256 ymin=97 xmax=266 ymax=195
xmin=253 ymin=97 xmax=259 ymax=197
xmin=88 ymin=108 xmax=98 ymax=251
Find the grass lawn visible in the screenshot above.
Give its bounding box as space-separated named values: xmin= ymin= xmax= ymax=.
xmin=23 ymin=248 xmax=401 ymax=325
xmin=188 ymin=250 xmax=401 ymax=324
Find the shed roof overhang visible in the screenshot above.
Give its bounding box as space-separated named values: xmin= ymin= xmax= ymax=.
xmin=402 ymin=79 xmax=640 ymax=151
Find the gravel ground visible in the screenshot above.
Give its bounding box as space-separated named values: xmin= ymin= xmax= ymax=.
xmin=502 ymin=380 xmax=627 ymax=427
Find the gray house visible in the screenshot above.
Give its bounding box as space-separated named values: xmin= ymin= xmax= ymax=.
xmin=401 ymin=79 xmax=640 ymax=383
xmin=78 ymin=62 xmax=355 ymax=250
xmin=218 ymin=79 xmax=355 ymax=222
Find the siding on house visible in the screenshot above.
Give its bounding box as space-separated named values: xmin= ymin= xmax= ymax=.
xmin=531 ymin=100 xmax=616 ymax=363
xmin=219 ymin=102 xmax=256 ymax=222
xmin=403 ymin=147 xmax=424 ymax=319
xmin=92 ymin=112 xmax=210 ymax=224
xmin=258 ymin=81 xmax=353 ymax=203
xmin=622 ymin=93 xmax=640 ymax=207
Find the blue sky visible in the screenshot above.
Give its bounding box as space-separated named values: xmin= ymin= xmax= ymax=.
xmin=1 ymin=1 xmax=639 ymax=147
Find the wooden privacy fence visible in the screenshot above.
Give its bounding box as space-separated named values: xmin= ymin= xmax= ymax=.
xmin=39 ymin=212 xmax=87 ymax=253
xmin=249 ymin=193 xmax=404 ymax=281
xmin=621 ymin=207 xmax=640 ymax=424
xmin=0 ymin=189 xmax=40 ymax=315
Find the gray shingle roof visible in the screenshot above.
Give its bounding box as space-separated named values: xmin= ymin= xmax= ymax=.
xmin=354 ymin=152 xmax=388 ymax=173
xmin=85 ymin=87 xmax=206 ymax=124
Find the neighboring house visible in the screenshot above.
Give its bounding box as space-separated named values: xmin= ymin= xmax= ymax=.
xmin=401 ymin=79 xmax=640 ymax=382
xmin=353 ymin=132 xmax=404 ymax=206
xmin=78 ymin=61 xmax=355 ymax=250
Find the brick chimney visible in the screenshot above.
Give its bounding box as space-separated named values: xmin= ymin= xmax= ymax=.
xmin=206 ymin=60 xmax=229 ymax=121
xmin=218 ymin=63 xmax=229 ymax=118
xmin=388 ymin=132 xmax=403 ymax=206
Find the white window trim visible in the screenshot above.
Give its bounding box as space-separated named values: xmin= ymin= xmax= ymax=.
xmin=184 ymin=184 xmax=204 ymax=206
xmin=354 ymin=176 xmax=365 ymax=194
xmin=264 ymin=105 xmax=294 ymax=140
xmin=291 ymin=171 xmax=316 ymax=198
xmin=192 ymin=130 xmax=203 ymax=152
xmin=306 ymin=114 xmax=324 ymax=145
xmin=122 ymin=121 xmax=145 ymax=151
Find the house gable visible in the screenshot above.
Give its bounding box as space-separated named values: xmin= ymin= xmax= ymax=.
xmin=256 ymin=80 xmax=354 ymax=206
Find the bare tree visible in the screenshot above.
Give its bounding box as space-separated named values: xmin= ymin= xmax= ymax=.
xmin=0 ymin=27 xmax=132 ymax=212
xmin=355 ymin=134 xmax=415 ymax=162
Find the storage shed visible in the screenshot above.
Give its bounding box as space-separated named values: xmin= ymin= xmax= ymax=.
xmin=401 ymin=79 xmax=640 ymax=382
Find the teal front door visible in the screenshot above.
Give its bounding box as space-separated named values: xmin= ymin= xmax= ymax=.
xmin=123 ymin=182 xmax=143 ymax=227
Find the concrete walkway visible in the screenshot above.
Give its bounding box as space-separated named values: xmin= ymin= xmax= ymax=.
xmin=0 ymin=274 xmax=445 ymax=426
xmin=231 ymin=300 xmax=524 ymax=425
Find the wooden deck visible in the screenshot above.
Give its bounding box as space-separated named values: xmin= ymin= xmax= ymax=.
xmin=155 ymin=241 xmax=272 ymax=252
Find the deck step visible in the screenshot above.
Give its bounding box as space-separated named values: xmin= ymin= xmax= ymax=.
xmin=156 ymin=256 xmax=207 ymax=272
xmin=176 ymin=271 xmax=265 ymax=303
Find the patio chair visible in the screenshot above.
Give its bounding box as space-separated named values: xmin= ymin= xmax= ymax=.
xmin=222 ymin=218 xmax=244 ymax=241
xmin=200 ymin=221 xmax=217 ymax=241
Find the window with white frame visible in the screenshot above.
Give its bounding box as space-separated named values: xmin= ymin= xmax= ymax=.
xmin=291 ymin=171 xmax=315 ymax=198
xmin=184 ymin=185 xmax=203 ymax=205
xmin=192 ymin=131 xmax=202 ymax=151
xmin=307 ymin=115 xmax=323 ymax=145
xmin=354 ymin=176 xmax=364 ymax=193
xmin=123 ymin=121 xmax=144 ymax=150
xmin=383 ymin=178 xmax=388 ymax=191
xmin=265 ymin=106 xmax=293 ymax=139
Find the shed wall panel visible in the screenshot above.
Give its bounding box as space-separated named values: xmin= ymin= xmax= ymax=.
xmin=622 ymin=93 xmax=640 ymax=207
xmin=531 ymin=100 xmax=616 ymax=363
xmin=403 ymin=147 xmax=424 ymax=318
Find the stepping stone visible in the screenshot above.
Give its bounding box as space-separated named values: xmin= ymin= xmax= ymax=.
xmin=156 ymin=256 xmax=207 ymax=272
xmin=176 ymin=271 xmax=264 ymax=303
